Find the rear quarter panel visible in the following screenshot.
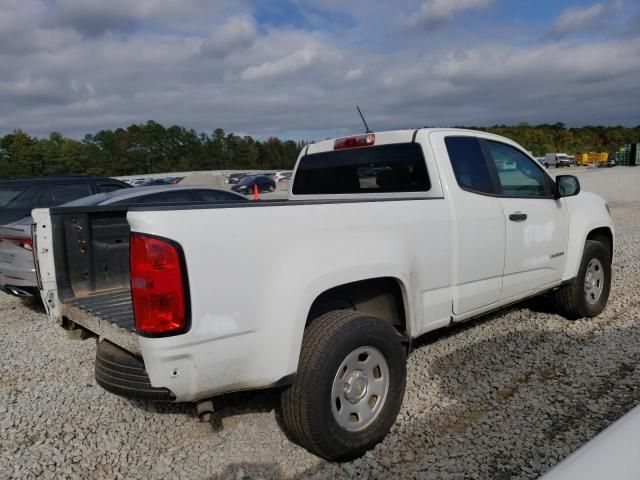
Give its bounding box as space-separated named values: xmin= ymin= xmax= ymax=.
xmin=128 ymin=197 xmax=450 ymax=401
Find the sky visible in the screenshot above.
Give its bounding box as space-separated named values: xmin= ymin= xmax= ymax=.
xmin=0 ymin=0 xmax=639 ymax=140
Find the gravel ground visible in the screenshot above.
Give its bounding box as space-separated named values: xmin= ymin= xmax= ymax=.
xmin=1 ymin=167 xmax=639 ymax=480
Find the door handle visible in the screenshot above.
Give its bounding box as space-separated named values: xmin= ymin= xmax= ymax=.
xmin=509 ymin=212 xmax=527 ymax=222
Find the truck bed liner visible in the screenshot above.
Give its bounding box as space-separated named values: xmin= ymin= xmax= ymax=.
xmin=65 ymin=288 xmax=134 ymax=330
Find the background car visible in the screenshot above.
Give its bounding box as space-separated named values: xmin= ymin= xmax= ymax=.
xmin=273 ymin=171 xmax=293 ymax=182
xmin=0 ymin=185 xmax=246 ymax=298
xmin=227 ymin=173 xmax=248 ymax=184
xmin=230 ymin=175 xmax=276 ymax=194
xmin=0 ymin=176 xmax=129 ymax=225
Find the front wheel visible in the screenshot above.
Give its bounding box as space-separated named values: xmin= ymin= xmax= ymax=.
xmin=551 ymin=240 xmax=612 ymax=319
xmin=280 ymin=310 xmax=406 ymax=461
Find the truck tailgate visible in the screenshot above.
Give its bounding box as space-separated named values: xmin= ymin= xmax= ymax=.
xmin=33 ymin=206 xmax=140 ymax=354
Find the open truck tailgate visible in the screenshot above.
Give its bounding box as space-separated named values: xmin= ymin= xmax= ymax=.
xmin=32 ymin=206 xmax=140 ymax=355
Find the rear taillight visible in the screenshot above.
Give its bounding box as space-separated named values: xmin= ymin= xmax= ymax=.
xmin=334 ymin=133 xmax=375 ymax=150
xmin=0 ymin=236 xmax=33 ymax=251
xmin=130 ymin=234 xmax=188 ymax=335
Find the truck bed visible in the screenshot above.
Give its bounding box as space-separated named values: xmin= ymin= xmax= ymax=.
xmin=65 ymin=288 xmax=134 ymax=330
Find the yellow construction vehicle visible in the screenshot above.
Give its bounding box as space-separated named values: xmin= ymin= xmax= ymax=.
xmin=576 ymin=152 xmax=608 ymax=167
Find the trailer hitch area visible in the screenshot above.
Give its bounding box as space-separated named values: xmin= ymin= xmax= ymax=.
xmin=61 ymin=317 xmax=95 ymax=341
xmin=196 ymin=399 xmax=223 ymax=430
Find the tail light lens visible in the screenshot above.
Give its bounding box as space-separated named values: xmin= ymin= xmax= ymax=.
xmin=0 ymin=236 xmax=33 ymax=251
xmin=130 ymin=234 xmax=188 ymax=335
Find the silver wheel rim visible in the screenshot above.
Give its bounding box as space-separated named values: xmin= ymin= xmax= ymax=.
xmin=330 ymin=346 xmax=389 ymax=432
xmin=584 ymin=258 xmax=605 ymax=305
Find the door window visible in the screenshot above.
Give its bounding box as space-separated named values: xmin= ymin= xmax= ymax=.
xmin=0 ymin=186 xmax=36 ymax=209
xmin=195 ymin=190 xmax=246 ymax=202
xmin=98 ymin=183 xmax=126 ymax=193
xmin=445 ymin=137 xmax=495 ymax=194
xmin=485 ymin=141 xmax=552 ymax=198
xmin=124 ymin=191 xmax=198 ymax=204
xmin=51 ymin=184 xmax=92 ymax=204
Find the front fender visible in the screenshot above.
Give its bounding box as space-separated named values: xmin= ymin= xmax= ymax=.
xmin=561 ymin=191 xmax=614 ymax=280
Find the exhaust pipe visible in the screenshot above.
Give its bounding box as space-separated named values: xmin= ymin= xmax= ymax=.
xmin=7 ymin=286 xmax=34 ymax=297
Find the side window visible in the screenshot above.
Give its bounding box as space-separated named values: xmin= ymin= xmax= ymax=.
xmin=35 ymin=186 xmax=56 ymax=207
xmin=445 ymin=137 xmax=495 ymax=194
xmin=98 ymin=183 xmax=126 ymax=193
xmin=129 ymin=191 xmax=198 ymax=204
xmin=195 ymin=190 xmax=246 ymax=202
xmin=1 ymin=186 xmax=40 ymax=210
xmin=51 ymin=184 xmax=92 ymax=205
xmin=485 ymin=141 xmax=551 ymax=198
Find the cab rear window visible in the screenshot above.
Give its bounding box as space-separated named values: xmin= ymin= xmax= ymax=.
xmin=292 ymin=143 xmax=430 ymax=195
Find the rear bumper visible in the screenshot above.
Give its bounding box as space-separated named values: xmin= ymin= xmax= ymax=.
xmin=95 ymin=340 xmax=176 ymax=402
xmin=0 ymin=285 xmax=39 ymax=297
xmin=0 ymin=264 xmax=37 ymax=289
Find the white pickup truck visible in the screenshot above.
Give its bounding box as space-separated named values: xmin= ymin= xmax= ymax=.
xmin=33 ymin=128 xmax=614 ymax=461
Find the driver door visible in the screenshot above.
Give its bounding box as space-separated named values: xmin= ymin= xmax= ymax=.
xmin=482 ymin=140 xmax=569 ymax=300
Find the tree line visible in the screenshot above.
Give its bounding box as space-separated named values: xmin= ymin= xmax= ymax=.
xmin=0 ymin=121 xmax=638 ymax=178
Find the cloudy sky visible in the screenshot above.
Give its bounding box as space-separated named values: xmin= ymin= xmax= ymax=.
xmin=1 ymin=0 xmax=639 ymax=140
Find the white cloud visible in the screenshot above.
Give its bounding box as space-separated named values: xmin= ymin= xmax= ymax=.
xmin=241 ymin=45 xmax=337 ymax=80
xmin=418 ymin=0 xmax=493 ymax=26
xmin=200 ymin=16 xmax=257 ymax=57
xmin=0 ymin=0 xmax=638 ymax=139
xmin=549 ymin=3 xmax=607 ymax=36
xmin=345 ymin=68 xmax=363 ymax=81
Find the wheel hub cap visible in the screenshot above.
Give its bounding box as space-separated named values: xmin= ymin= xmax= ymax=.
xmin=343 ymin=370 xmax=368 ymax=403
xmin=330 ymin=346 xmax=390 ymax=432
xmin=584 ymin=258 xmax=604 ymax=305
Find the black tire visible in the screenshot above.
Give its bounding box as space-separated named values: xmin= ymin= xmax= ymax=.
xmin=551 ymin=240 xmax=611 ymax=320
xmin=95 ymin=340 xmax=175 ymax=401
xmin=280 ymin=310 xmax=406 ymax=461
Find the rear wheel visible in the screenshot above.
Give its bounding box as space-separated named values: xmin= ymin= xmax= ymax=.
xmin=280 ymin=310 xmax=406 ymax=461
xmin=551 ymin=240 xmax=611 ymax=319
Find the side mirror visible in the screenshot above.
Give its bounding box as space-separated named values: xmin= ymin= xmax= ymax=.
xmin=555 ymin=175 xmax=580 ymax=198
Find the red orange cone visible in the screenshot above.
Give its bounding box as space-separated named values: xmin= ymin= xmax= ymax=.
xmin=252 ymin=183 xmax=260 ymax=200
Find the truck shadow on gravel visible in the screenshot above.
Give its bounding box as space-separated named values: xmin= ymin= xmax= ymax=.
xmin=372 ymin=307 xmax=640 ymax=479
xmin=19 ymin=296 xmax=46 ymax=313
xmin=127 ymin=387 xmax=281 ymax=433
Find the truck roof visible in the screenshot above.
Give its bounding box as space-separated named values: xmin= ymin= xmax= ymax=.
xmin=305 ymin=127 xmax=514 ymax=156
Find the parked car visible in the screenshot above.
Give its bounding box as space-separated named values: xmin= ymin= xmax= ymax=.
xmin=0 ymin=176 xmax=129 ymax=225
xmin=231 ymin=175 xmax=276 ymax=194
xmin=0 ymin=176 xmax=128 ymax=297
xmin=536 ymin=156 xmax=548 ymax=167
xmin=34 ymin=128 xmax=613 ymax=461
xmin=0 ymin=185 xmax=245 ymax=298
xmin=540 ymin=405 xmax=640 ymax=480
xmin=272 ymin=171 xmax=293 ymax=182
xmin=545 ymin=153 xmax=572 ymax=168
xmin=227 ymin=173 xmax=247 ymax=184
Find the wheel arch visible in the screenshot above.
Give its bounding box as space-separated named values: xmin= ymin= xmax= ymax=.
xmin=561 ymin=193 xmax=614 ymax=281
xmin=586 ymin=226 xmax=613 ymax=256
xmin=305 ymin=276 xmax=411 ymax=337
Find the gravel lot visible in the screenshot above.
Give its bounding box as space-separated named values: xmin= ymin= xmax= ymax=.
xmin=1 ymin=167 xmax=639 ymax=480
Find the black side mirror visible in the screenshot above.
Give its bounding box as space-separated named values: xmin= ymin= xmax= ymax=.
xmin=555 ymin=175 xmax=580 ymax=198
